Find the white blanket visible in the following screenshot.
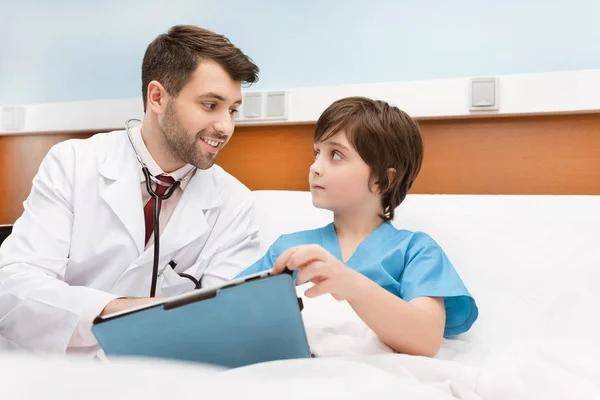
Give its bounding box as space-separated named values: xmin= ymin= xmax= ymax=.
xmin=296 ymin=284 xmax=600 ymax=398
xmin=2 ymin=287 xmax=599 ymax=399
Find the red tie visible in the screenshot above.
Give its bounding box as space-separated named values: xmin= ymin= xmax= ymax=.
xmin=144 ymin=175 xmax=175 ymax=246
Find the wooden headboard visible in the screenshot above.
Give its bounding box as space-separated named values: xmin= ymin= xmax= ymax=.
xmin=1 ymin=112 xmax=599 ymax=224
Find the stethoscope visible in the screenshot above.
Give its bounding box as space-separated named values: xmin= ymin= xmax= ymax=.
xmin=125 ymin=118 xmax=201 ymax=297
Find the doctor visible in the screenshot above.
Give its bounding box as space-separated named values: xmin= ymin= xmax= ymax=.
xmin=0 ymin=25 xmax=261 ymax=354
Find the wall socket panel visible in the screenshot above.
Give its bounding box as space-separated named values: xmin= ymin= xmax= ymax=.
xmin=236 ymin=91 xmax=288 ymax=122
xmin=0 ymin=106 xmax=26 ymax=131
xmin=469 ymin=77 xmax=499 ymax=112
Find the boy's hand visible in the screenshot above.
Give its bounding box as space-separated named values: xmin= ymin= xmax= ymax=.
xmin=273 ymin=244 xmax=366 ymax=301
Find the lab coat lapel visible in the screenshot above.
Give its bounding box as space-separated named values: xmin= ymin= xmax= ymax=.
xmin=98 ymin=133 xmax=145 ymax=256
xmin=161 ymin=167 xmax=223 ymax=256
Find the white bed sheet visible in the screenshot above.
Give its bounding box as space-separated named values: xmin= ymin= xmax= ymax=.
xmin=2 ymin=287 xmax=599 ymax=399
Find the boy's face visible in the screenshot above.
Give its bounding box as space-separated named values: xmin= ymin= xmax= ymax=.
xmin=309 ymin=131 xmax=380 ymax=214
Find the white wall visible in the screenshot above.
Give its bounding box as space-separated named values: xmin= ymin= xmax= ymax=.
xmin=2 ymin=69 xmax=600 ymax=134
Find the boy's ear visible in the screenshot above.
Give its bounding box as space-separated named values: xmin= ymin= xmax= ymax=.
xmin=386 ymin=168 xmax=397 ymax=185
xmin=371 ymin=168 xmax=397 ymax=194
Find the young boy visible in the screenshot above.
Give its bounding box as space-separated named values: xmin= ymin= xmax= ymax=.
xmin=237 ymin=97 xmax=478 ymax=357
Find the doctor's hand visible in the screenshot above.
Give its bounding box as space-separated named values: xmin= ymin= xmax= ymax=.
xmin=273 ymin=244 xmax=368 ymax=301
xmin=100 ymin=297 xmax=166 ymax=317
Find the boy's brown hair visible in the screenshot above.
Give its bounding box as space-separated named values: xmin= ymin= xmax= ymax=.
xmin=141 ymin=25 xmax=259 ymax=112
xmin=314 ymin=97 xmax=423 ymax=221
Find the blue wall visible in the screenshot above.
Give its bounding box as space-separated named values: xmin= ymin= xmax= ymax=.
xmin=1 ymin=0 xmax=599 ymax=104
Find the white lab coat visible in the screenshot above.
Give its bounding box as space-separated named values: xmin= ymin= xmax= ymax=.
xmin=0 ymin=128 xmax=262 ymax=354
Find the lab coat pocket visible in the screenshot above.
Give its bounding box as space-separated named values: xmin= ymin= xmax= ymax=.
xmin=158 ymin=263 xmax=197 ymax=298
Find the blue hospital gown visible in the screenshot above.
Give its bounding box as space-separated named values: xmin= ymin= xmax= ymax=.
xmin=236 ymin=222 xmax=478 ymax=337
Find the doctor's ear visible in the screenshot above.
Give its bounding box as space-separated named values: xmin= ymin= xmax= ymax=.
xmin=146 ymin=81 xmax=169 ymax=115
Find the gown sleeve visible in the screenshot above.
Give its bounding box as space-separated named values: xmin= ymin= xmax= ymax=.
xmin=399 ymin=233 xmax=479 ymax=337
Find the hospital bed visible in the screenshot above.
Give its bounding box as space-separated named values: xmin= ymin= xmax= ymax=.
xmin=1 ymin=191 xmax=599 ymax=399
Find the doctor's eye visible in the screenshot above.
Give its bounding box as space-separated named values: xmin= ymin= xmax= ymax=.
xmin=202 ymin=103 xmax=217 ymax=110
xmin=230 ymin=109 xmax=239 ymax=116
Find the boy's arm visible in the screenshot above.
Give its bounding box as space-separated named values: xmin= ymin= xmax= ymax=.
xmin=347 ymin=275 xmax=446 ymax=357
xmin=232 ymin=237 xmax=283 ymax=280
xmin=273 ymin=244 xmax=446 ymax=357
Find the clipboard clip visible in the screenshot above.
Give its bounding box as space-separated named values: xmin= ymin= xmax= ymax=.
xmin=163 ymin=267 xmax=304 ymax=312
xmin=282 ymin=267 xmax=304 ymax=312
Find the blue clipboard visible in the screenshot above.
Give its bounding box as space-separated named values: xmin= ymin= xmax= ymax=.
xmin=91 ymin=270 xmax=311 ymax=368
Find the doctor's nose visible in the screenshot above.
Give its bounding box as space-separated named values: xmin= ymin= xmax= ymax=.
xmin=213 ymin=116 xmax=234 ymax=138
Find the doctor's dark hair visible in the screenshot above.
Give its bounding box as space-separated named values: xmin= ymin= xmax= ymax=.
xmin=314 ymin=97 xmax=424 ymax=221
xmin=141 ymin=25 xmax=259 ymax=112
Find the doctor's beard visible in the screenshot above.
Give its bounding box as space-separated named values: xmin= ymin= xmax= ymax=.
xmin=160 ymin=101 xmax=227 ymax=170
